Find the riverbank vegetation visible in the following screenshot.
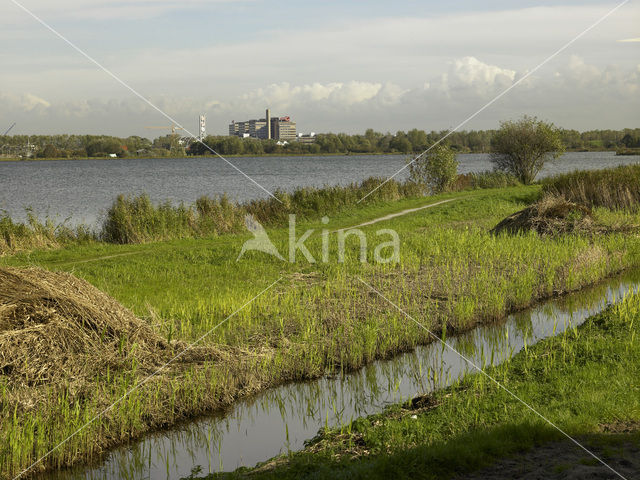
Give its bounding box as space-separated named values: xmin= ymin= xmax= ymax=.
xmin=223 ymin=287 xmax=640 ymax=479
xmin=4 ymin=170 xmax=516 ymax=253
xmin=2 ymin=179 xmax=640 ymax=477
xmin=543 ymin=164 xmax=640 ymax=211
xmin=0 ymin=177 xmax=423 ymax=253
xmin=0 ymin=210 xmax=95 ymax=254
xmin=2 ymin=127 xmax=638 ymax=159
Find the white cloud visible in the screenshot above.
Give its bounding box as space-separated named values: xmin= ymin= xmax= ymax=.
xmin=3 ymin=56 xmax=637 ymax=136
xmin=448 ymin=57 xmax=516 ymax=88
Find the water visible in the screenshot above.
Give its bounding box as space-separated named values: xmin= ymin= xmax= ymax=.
xmin=2 ymin=152 xmax=639 ymax=226
xmin=40 ymin=269 xmax=640 ymax=480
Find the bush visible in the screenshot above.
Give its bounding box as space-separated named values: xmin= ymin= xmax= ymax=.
xmin=491 ymin=116 xmax=564 ymax=184
xmin=407 ymin=144 xmax=458 ymax=193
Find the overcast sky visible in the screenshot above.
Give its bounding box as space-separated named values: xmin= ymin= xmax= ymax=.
xmin=1 ymin=0 xmax=638 ymax=137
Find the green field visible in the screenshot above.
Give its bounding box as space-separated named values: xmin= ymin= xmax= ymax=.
xmin=2 ymin=185 xmax=640 ymax=478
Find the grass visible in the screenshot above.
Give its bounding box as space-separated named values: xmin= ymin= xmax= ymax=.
xmin=543 ymin=164 xmax=640 ymax=211
xmin=213 ymin=285 xmax=640 ymax=480
xmin=2 ymin=183 xmax=640 ymax=478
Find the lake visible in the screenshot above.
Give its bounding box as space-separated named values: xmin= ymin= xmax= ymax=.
xmin=1 ymin=152 xmax=639 ymax=226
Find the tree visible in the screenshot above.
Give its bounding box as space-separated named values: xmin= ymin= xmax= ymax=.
xmin=407 ymin=129 xmax=428 ymax=152
xmin=491 ymin=116 xmax=564 ymax=184
xmin=40 ymin=144 xmax=58 ymax=158
xmin=407 ymin=144 xmax=458 ymax=193
xmin=621 ymin=133 xmax=638 ymax=148
xmin=390 ymin=132 xmax=412 ymax=153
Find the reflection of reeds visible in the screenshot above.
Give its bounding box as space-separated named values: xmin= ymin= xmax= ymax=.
xmin=286 ymin=286 xmax=640 ymax=479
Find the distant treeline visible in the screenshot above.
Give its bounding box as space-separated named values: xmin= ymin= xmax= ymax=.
xmin=2 ymin=127 xmax=639 ymax=159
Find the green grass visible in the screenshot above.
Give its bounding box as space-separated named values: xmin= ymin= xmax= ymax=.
xmin=3 ymin=184 xmax=640 ymax=477
xmin=214 ymin=286 xmax=640 ymax=480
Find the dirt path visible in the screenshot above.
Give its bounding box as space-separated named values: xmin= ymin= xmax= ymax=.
xmin=54 ymin=251 xmax=144 ymax=266
xmin=460 ymin=437 xmax=640 ymax=480
xmin=332 ymin=197 xmax=458 ymax=232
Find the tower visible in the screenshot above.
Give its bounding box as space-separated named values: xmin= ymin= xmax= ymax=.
xmin=198 ymin=114 xmax=206 ymax=141
xmin=265 ymin=108 xmax=271 ymax=140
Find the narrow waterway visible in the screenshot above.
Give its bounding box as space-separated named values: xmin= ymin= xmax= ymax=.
xmin=40 ymin=270 xmax=640 ymax=480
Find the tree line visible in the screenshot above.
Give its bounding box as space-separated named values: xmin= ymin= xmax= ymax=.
xmin=1 ymin=127 xmax=639 ymax=159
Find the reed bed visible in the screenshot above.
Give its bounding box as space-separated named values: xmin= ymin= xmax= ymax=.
xmin=0 ymin=211 xmax=94 ymax=255
xmin=454 ymin=170 xmax=521 ymax=191
xmin=101 ymin=177 xmax=424 ymax=244
xmin=543 ymin=164 xmax=640 ymax=210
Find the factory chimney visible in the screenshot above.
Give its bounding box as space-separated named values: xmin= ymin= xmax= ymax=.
xmin=266 ymin=108 xmax=271 ymax=140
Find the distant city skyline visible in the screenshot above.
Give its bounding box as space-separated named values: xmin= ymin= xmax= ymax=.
xmin=1 ymin=1 xmax=638 ymax=137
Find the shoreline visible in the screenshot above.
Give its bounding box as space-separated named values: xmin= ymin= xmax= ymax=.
xmin=0 ymin=148 xmax=624 ymax=163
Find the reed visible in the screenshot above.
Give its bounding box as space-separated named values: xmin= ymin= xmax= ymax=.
xmin=454 ymin=170 xmax=521 ymax=191
xmin=543 ymin=164 xmax=640 ymax=210
xmin=0 ymin=210 xmax=95 ymax=255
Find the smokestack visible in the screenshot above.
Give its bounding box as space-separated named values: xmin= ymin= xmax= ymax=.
xmin=266 ymin=108 xmax=271 ymax=139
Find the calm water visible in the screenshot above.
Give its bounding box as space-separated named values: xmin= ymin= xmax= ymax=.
xmin=2 ymin=152 xmax=639 ymax=226
xmin=40 ymin=270 xmax=640 ymax=480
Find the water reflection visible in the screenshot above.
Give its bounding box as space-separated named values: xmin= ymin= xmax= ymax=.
xmin=40 ymin=270 xmax=640 ymax=480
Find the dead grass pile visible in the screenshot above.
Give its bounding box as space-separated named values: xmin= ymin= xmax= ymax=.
xmin=0 ymin=267 xmax=170 ymax=394
xmin=490 ymin=195 xmax=596 ymax=236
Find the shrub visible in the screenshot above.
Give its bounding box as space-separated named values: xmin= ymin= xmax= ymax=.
xmin=407 ymin=144 xmax=458 ymax=193
xmin=491 ymin=116 xmax=564 ymax=184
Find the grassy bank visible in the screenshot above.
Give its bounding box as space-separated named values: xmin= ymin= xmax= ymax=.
xmin=223 ymin=285 xmax=640 ymax=480
xmin=2 ymin=184 xmax=640 ymax=478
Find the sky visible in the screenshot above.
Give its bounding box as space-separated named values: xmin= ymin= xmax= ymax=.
xmin=0 ymin=0 xmax=638 ymax=138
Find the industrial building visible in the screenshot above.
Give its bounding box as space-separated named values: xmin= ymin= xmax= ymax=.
xmin=229 ymin=109 xmax=298 ymax=141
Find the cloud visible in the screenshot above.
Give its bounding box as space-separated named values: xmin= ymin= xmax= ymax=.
xmin=1 ymin=2 xmax=638 ymax=134
xmin=0 ymin=92 xmax=50 ymax=112
xmin=4 ymin=55 xmax=637 ymax=136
